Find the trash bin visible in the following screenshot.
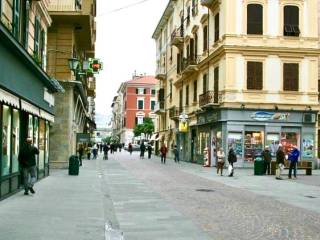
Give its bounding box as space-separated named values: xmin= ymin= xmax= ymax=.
xmin=254 ymin=156 xmax=264 ymax=175
xmin=69 ymin=155 xmax=79 ymax=175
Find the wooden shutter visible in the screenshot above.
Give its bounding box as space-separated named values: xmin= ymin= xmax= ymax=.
xmin=193 ymin=80 xmax=197 ymax=102
xmin=284 ymin=6 xmax=300 ymax=36
xmin=247 ymin=62 xmax=263 ymax=90
xmin=283 ymin=63 xmax=299 ymax=91
xmin=186 ymin=85 xmax=189 ymax=106
xmin=13 ymin=0 xmax=21 ymax=39
xmin=203 ymin=26 xmax=208 ymax=51
xmin=194 ymin=33 xmax=198 ymax=57
xmin=214 ymin=67 xmax=219 ymax=103
xmin=247 ymin=4 xmax=263 ymax=35
xmin=34 ymin=17 xmax=40 ymax=56
xmin=190 ymin=38 xmax=194 ymax=60
xmin=203 ymin=74 xmax=207 ymax=93
xmin=214 ymin=13 xmax=219 ymax=42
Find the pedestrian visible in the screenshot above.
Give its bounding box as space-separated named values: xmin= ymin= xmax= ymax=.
xmin=288 ymin=145 xmax=300 ymax=179
xmin=87 ymin=146 xmax=91 ymax=160
xmin=262 ymin=146 xmax=272 ymax=175
xmin=103 ymin=143 xmax=109 ymax=160
xmin=78 ymin=144 xmax=84 ymax=166
xmin=140 ymin=142 xmax=146 ymax=159
xmin=276 ymin=144 xmax=285 ymax=180
xmin=147 ymin=144 xmax=152 ymax=159
xmin=173 ymin=145 xmax=179 ymax=163
xmin=227 ymin=148 xmax=237 ymax=177
xmin=160 ymin=143 xmax=168 ymax=164
xmin=216 ymin=148 xmax=225 ymax=176
xmin=18 ymin=138 xmax=39 ymax=195
xmin=128 ymin=142 xmax=133 ymax=155
xmin=92 ymin=144 xmax=98 ymax=159
xmin=203 ymin=146 xmax=210 ymax=167
xmin=119 ymin=143 xmax=122 ymax=152
xmin=100 ymin=144 xmax=103 ymax=153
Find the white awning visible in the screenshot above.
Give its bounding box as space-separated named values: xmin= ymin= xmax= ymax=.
xmin=0 ymin=88 xmax=19 ymax=108
xmin=40 ymin=109 xmax=55 ymax=122
xmin=21 ymin=100 xmax=40 ymax=116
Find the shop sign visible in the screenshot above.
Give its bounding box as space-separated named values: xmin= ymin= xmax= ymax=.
xmin=76 ymin=133 xmax=91 ymax=143
xmin=179 ymin=121 xmax=188 ymax=132
xmin=250 ymin=112 xmax=290 ymax=121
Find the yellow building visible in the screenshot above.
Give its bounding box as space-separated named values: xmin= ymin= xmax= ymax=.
xmin=47 ymin=0 xmax=97 ymax=168
xmin=153 ymin=0 xmax=319 ymax=167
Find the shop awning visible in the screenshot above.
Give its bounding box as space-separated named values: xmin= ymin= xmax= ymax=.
xmin=40 ymin=109 xmax=55 ymax=122
xmin=0 ymin=88 xmax=19 ymax=108
xmin=21 ymin=100 xmax=40 ymax=116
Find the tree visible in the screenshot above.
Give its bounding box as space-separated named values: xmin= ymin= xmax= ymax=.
xmin=133 ymin=117 xmax=154 ymax=140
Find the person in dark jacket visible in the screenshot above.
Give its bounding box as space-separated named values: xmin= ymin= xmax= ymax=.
xmin=78 ymin=144 xmax=84 ymax=166
xmin=276 ymin=144 xmax=285 ymax=180
xmin=140 ymin=142 xmax=146 ymax=159
xmin=103 ymin=143 xmax=109 ymax=160
xmin=228 ymin=148 xmax=237 ymax=177
xmin=147 ymin=144 xmax=152 ymax=159
xmin=262 ymin=146 xmax=272 ymax=175
xmin=160 ymin=144 xmax=168 ymax=164
xmin=18 ymin=138 xmax=39 ymax=195
xmin=128 ymin=143 xmax=133 ymax=155
xmin=288 ymin=145 xmax=300 ymax=179
xmin=173 ymin=145 xmax=179 ymax=163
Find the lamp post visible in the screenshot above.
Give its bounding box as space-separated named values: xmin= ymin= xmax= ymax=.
xmin=68 ymin=58 xmax=80 ymax=77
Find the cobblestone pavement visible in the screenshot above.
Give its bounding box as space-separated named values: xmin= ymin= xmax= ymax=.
xmin=106 ymin=152 xmax=320 ymax=240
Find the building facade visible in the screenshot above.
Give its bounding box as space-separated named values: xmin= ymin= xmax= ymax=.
xmin=153 ymin=0 xmax=319 ymax=167
xmin=47 ymin=0 xmax=97 ymax=168
xmin=0 ymin=0 xmax=63 ymax=199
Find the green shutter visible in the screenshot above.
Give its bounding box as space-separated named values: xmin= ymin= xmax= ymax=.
xmin=40 ymin=30 xmax=45 ymax=67
xmin=34 ymin=17 xmax=40 ymax=56
xmin=13 ymin=0 xmax=21 ymax=39
xmin=24 ymin=3 xmax=30 ymax=49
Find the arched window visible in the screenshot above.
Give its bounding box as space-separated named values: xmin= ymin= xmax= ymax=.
xmin=284 ymin=6 xmax=300 ymax=36
xmin=247 ymin=4 xmax=263 ymax=35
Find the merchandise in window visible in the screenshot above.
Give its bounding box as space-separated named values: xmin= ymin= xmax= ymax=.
xmin=266 ymin=134 xmax=279 ymax=157
xmin=244 ymin=131 xmax=264 ymax=162
xmin=280 ymin=131 xmax=299 ymax=155
xmin=228 ymin=132 xmax=243 ymax=158
xmin=302 ymin=134 xmax=314 ymax=158
xmin=12 ymin=109 xmax=20 ymax=173
xmin=2 ymin=105 xmax=11 ymax=176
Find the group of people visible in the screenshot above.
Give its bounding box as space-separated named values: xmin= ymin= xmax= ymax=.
xmin=138 ymin=142 xmax=153 ymax=159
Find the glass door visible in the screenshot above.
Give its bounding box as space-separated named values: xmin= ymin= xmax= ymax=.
xmin=12 ymin=109 xmax=20 ymax=173
xmin=38 ymin=119 xmax=45 ymax=171
xmin=2 ymin=105 xmax=12 ymax=176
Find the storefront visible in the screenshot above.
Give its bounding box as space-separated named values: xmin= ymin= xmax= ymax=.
xmin=196 ymin=109 xmax=317 ymax=168
xmin=0 ymin=23 xmax=62 ymax=199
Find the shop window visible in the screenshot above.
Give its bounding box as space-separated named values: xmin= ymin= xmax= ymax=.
xmin=266 ymin=133 xmax=280 ymax=157
xmin=198 ymin=131 xmax=210 ymax=155
xmin=12 ymin=109 xmax=20 ymax=173
xmin=280 ymin=131 xmax=299 ymax=155
xmin=2 ymin=106 xmax=11 ymax=176
xmin=302 ymin=134 xmax=314 ymax=158
xmin=283 ymin=63 xmax=299 ymax=91
xmin=284 ymin=6 xmax=300 ymax=37
xmin=228 ymin=132 xmax=243 ymax=158
xmin=39 ymin=119 xmax=45 ymax=170
xmin=247 ymin=4 xmax=263 ymax=35
xmin=214 ymin=13 xmax=219 ymax=42
xmin=247 ymin=61 xmax=263 ymax=90
xmin=244 ymin=131 xmax=264 ymax=162
xmin=28 ymin=115 xmax=33 ymax=139
xmin=203 ymin=25 xmax=208 ymax=52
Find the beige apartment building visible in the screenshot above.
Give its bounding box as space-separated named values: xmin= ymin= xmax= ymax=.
xmin=153 ymin=0 xmax=319 ymax=167
xmin=47 ymin=0 xmax=97 ymax=168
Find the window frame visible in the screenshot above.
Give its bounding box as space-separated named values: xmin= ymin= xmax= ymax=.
xmin=193 ymin=80 xmax=197 ymax=102
xmin=283 ymin=5 xmax=300 ymax=37
xmin=283 ymin=63 xmax=299 ymax=91
xmin=137 ymin=99 xmax=144 ymax=110
xmin=247 ymin=61 xmax=263 ymax=90
xmin=214 ymin=13 xmax=219 ymax=42
xmin=247 ymin=3 xmax=263 ymax=35
xmin=203 ymin=25 xmax=208 ymax=52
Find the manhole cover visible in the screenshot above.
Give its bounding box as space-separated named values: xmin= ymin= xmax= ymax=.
xmin=196 ymin=189 xmax=215 ymax=193
xmin=305 ymin=195 xmax=317 ymax=199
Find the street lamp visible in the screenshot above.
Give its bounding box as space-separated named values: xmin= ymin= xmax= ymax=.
xmin=68 ymin=58 xmax=80 ymax=75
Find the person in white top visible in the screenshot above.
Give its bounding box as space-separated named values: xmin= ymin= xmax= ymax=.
xmin=216 ymin=148 xmax=225 ymax=176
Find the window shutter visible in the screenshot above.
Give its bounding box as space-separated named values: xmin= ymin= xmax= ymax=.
xmin=40 ymin=30 xmax=46 ymax=68
xmin=214 ymin=67 xmax=219 ymax=103
xmin=283 ymin=63 xmax=299 ymax=91
xmin=247 ymin=62 xmax=263 ymax=90
xmin=203 ymin=26 xmax=208 ymax=51
xmin=194 ymin=33 xmax=198 ymax=57
xmin=177 ymin=53 xmax=181 ymax=73
xmin=247 ymin=4 xmax=263 ymax=35
xmin=34 ymin=17 xmax=40 ymax=56
xmin=193 ymin=80 xmax=197 ymax=102
xmin=13 ymin=0 xmax=21 ymax=39
xmin=136 ymin=88 xmax=138 ymax=94
xmin=185 ymin=85 xmax=189 ymax=105
xmin=144 ymin=88 xmax=146 ymax=94
xmin=214 ymin=13 xmax=219 ymax=42
xmin=203 ymin=74 xmax=207 ymax=93
xmin=24 ymin=2 xmax=30 ymax=49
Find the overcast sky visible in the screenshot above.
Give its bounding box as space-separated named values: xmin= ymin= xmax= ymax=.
xmin=95 ymin=0 xmax=168 ymax=127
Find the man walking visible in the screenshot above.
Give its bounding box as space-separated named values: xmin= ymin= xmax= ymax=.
xmin=18 ymin=138 xmax=39 ymax=195
xmin=262 ymin=146 xmax=272 ymax=175
xmin=227 ymin=148 xmax=237 ymax=177
xmin=288 ymin=145 xmax=300 ymax=179
xmin=160 ymin=144 xmax=168 ymax=164
xmin=276 ymin=144 xmax=285 ymax=180
xmin=147 ymin=144 xmax=152 ymax=159
xmin=173 ymin=145 xmax=179 ymax=163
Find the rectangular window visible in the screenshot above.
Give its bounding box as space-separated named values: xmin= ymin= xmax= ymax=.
xmin=179 ymin=89 xmax=183 ymax=110
xmin=186 ymin=85 xmax=189 ymax=106
xmin=136 ymin=88 xmax=145 ymax=95
xmin=247 ymin=4 xmax=263 ymax=35
xmin=284 ymin=6 xmax=300 ymax=36
xmin=170 ymin=82 xmax=172 ymax=101
xmin=283 ymin=63 xmax=299 ymax=91
xmin=192 ymin=0 xmax=198 ymax=16
xmin=39 ymin=119 xmax=45 ymax=170
xmin=40 ymin=30 xmax=46 ymax=68
xmin=203 ymin=74 xmax=207 ymax=93
xmin=203 ymin=25 xmax=208 ymax=51
xmin=22 ymin=0 xmax=29 ymax=49
xmin=151 ymin=89 xmax=156 ymax=95
xmin=177 ymin=53 xmax=181 ymax=73
xmin=194 ymin=33 xmax=198 ymax=57
xmin=138 ymin=117 xmax=144 ymax=125
xmin=214 ymin=13 xmax=219 ymax=42
xmin=193 ymin=80 xmax=197 ymax=102
xmin=247 ymin=62 xmax=263 ymax=90
xmin=12 ymin=109 xmax=20 ymax=173
xmin=214 ymin=67 xmax=219 ymax=103
xmin=138 ymin=100 xmax=144 ymax=110
xmin=151 ymin=100 xmax=156 ymax=110
xmin=2 ymin=105 xmax=11 ymax=176
xmin=12 ymin=0 xmax=21 ymax=39
xmin=34 ymin=17 xmax=40 ymax=57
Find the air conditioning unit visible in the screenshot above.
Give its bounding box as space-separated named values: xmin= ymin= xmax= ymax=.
xmin=303 ymin=113 xmax=316 ymax=123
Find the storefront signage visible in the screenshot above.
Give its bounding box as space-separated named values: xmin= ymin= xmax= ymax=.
xmin=179 ymin=122 xmax=188 ymax=132
xmin=76 ymin=133 xmax=91 ymax=143
xmin=250 ymin=112 xmax=290 ymax=121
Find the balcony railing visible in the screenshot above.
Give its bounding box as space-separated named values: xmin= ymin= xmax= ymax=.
xmin=199 ymin=91 xmax=220 ymax=107
xmin=169 ymin=106 xmax=182 ymax=119
xmin=200 ymin=0 xmax=215 ymax=8
xmin=171 ymin=26 xmax=184 ymax=47
xmin=48 ymin=0 xmax=82 ymax=12
xmin=154 ymin=101 xmax=165 ymax=114
xmin=181 ymin=55 xmax=201 ymax=74
xmin=155 ymin=68 xmax=166 ymax=80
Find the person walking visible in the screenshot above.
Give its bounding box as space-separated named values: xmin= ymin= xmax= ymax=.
xmin=288 ymin=145 xmax=300 ymax=179
xmin=228 ymin=148 xmax=237 ymax=177
xmin=103 ymin=143 xmax=109 ymax=160
xmin=92 ymin=144 xmax=98 ymax=159
xmin=86 ymin=145 xmax=91 ymax=160
xmin=216 ymin=148 xmax=225 ymax=176
xmin=78 ymin=144 xmax=84 ymax=166
xmin=128 ymin=143 xmax=133 ymax=155
xmin=18 ymin=138 xmax=39 ymax=195
xmin=160 ymin=144 xmax=168 ymax=164
xmin=276 ymin=144 xmax=285 ymax=180
xmin=147 ymin=144 xmax=152 ymax=159
xmin=262 ymin=146 xmax=272 ymax=175
xmin=173 ymin=145 xmax=179 ymax=163
xmin=140 ymin=142 xmax=146 ymax=159
xmin=119 ymin=143 xmax=122 ymax=152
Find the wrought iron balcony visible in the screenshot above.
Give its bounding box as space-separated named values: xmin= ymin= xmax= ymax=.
xmin=154 ymin=101 xmax=165 ymax=115
xmin=200 ymin=0 xmax=216 ymax=8
xmin=169 ymin=106 xmax=182 ymax=119
xmin=155 ymin=68 xmax=166 ymax=80
xmin=199 ymin=91 xmax=220 ymax=107
xmin=181 ymin=55 xmax=201 ymax=75
xmin=171 ymin=26 xmax=184 ymax=47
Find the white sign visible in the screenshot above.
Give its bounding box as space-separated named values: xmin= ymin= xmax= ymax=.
xmin=44 ymin=88 xmax=55 ymax=107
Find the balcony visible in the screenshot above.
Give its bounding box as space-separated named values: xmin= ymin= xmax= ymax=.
xmin=171 ymin=26 xmax=184 ymax=48
xmin=181 ymin=55 xmax=201 ymax=75
xmin=200 ymin=0 xmax=217 ymax=8
xmin=155 ymin=68 xmax=166 ymax=81
xmin=154 ymin=101 xmax=165 ymax=115
xmin=199 ymin=91 xmax=220 ymax=108
xmin=169 ymin=106 xmax=182 ymax=119
xmin=48 ymin=0 xmax=82 ymax=11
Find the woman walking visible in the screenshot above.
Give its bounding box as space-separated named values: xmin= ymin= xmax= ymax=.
xmin=228 ymin=148 xmax=237 ymax=177
xmin=216 ymin=148 xmax=225 ymax=176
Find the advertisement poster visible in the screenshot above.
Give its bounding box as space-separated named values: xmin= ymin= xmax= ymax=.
xmin=302 ymin=134 xmax=314 ymax=158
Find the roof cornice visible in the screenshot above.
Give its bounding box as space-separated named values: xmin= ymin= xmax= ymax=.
xmin=152 ymin=0 xmax=176 ymax=39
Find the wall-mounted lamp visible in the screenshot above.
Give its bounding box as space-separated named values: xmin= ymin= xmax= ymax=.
xmin=306 ymin=106 xmax=312 ymax=111
xmin=274 ymin=105 xmax=279 ymax=110
xmin=240 ymin=104 xmax=245 ymax=109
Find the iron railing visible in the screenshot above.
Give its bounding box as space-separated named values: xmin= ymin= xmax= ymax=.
xmin=199 ymin=91 xmax=220 ymax=107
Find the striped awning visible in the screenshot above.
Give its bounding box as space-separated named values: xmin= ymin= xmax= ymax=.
xmin=0 ymin=88 xmax=19 ymax=108
xmin=21 ymin=100 xmax=40 ymax=116
xmin=40 ymin=109 xmax=55 ymax=122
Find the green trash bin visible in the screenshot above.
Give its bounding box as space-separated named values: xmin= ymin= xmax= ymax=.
xmin=254 ymin=156 xmax=264 ymax=175
xmin=69 ymin=155 xmax=79 ymax=175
